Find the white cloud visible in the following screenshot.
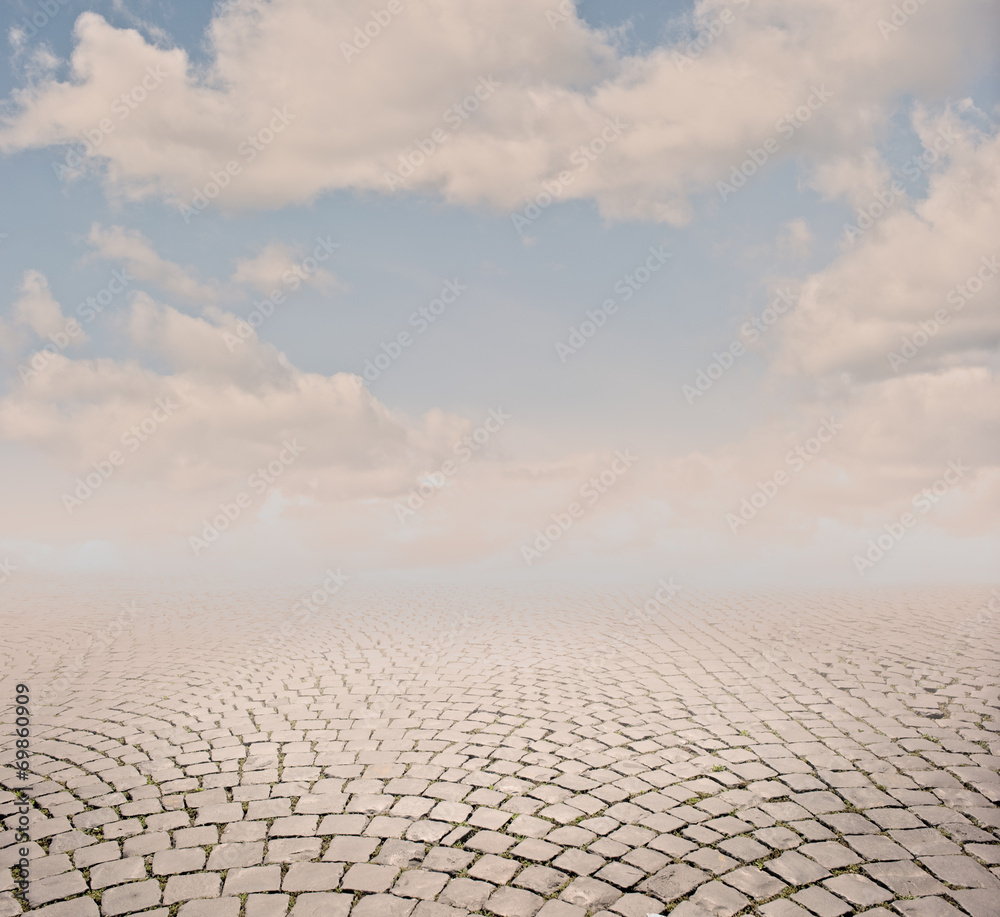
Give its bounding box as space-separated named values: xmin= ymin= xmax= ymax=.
xmin=807 ymin=149 xmax=893 ymax=208
xmin=2 ymin=270 xmax=90 ymax=355
xmin=0 ymin=294 xmax=472 ymax=500
xmin=2 ymin=291 xmax=993 ymax=579
xmin=231 ymin=242 xmax=342 ymax=294
xmin=0 ymin=1 xmax=996 ymax=583
xmin=777 ymin=110 xmax=1000 ymax=380
xmin=0 ymin=0 xmax=995 ymax=222
xmin=12 ymin=270 xmax=76 ymax=340
xmin=86 ymin=224 xmax=218 ymax=302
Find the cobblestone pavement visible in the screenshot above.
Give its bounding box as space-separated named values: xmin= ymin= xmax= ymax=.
xmin=1 ymin=583 xmax=999 ymax=917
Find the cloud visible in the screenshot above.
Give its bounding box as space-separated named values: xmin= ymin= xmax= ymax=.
xmin=1 ymin=270 xmax=89 ymax=356
xmin=807 ymin=148 xmax=893 ymax=207
xmin=231 ymin=241 xmax=342 ymax=294
xmin=86 ymin=224 xmax=218 ymax=302
xmin=776 ymin=108 xmax=1000 ymax=381
xmin=0 ymin=294 xmax=473 ymax=499
xmin=1 ymin=0 xmax=995 ymax=222
xmin=2 ymin=290 xmax=993 ymax=581
xmin=0 ymin=1 xmax=995 ymax=583
xmin=12 ymin=270 xmax=79 ymax=340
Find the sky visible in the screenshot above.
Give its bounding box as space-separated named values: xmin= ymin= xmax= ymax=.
xmin=0 ymin=0 xmax=997 ymax=587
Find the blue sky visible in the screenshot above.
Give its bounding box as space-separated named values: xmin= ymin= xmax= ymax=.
xmin=0 ymin=0 xmax=997 ymax=585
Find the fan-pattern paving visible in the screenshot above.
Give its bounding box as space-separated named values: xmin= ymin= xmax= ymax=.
xmin=1 ymin=584 xmax=998 ymax=917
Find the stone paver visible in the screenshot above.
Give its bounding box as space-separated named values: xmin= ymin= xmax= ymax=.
xmin=486 ymin=885 xmax=544 ymax=916
xmin=283 ymin=861 xmax=345 ymax=891
xmin=163 ymin=872 xmax=223 ymax=903
xmin=1 ymin=585 xmax=999 ymax=917
xmin=824 ymin=873 xmax=896 ymax=907
xmin=395 ymin=868 xmax=451 ymax=899
xmin=246 ymin=895 xmax=291 ymax=917
xmin=723 ymin=864 xmax=787 ymax=899
xmin=29 ymin=902 xmax=99 ymax=917
xmin=288 ymin=893 xmax=352 ymax=916
xmin=177 ymin=900 xmax=241 ymax=917
xmin=641 ymin=863 xmax=709 ymax=902
xmin=153 ymin=846 xmax=206 ymax=875
xmin=441 ymin=877 xmax=495 ymax=910
xmin=100 ymin=878 xmax=162 ymax=915
xmin=90 ymin=855 xmax=146 ymax=889
xmin=26 ymin=869 xmax=87 ymax=906
xmin=560 ymin=875 xmax=622 ymax=909
xmin=893 ymin=899 xmax=967 ymax=917
xmin=222 ymin=864 xmax=281 ymax=895
xmin=342 ymin=862 xmax=400 ymax=892
xmin=352 ymin=894 xmax=417 ymax=917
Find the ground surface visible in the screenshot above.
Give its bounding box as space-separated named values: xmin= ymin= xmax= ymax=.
xmin=1 ymin=583 xmax=999 ymax=917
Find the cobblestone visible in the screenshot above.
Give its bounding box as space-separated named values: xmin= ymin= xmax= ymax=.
xmin=1 ymin=585 xmax=998 ymax=916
